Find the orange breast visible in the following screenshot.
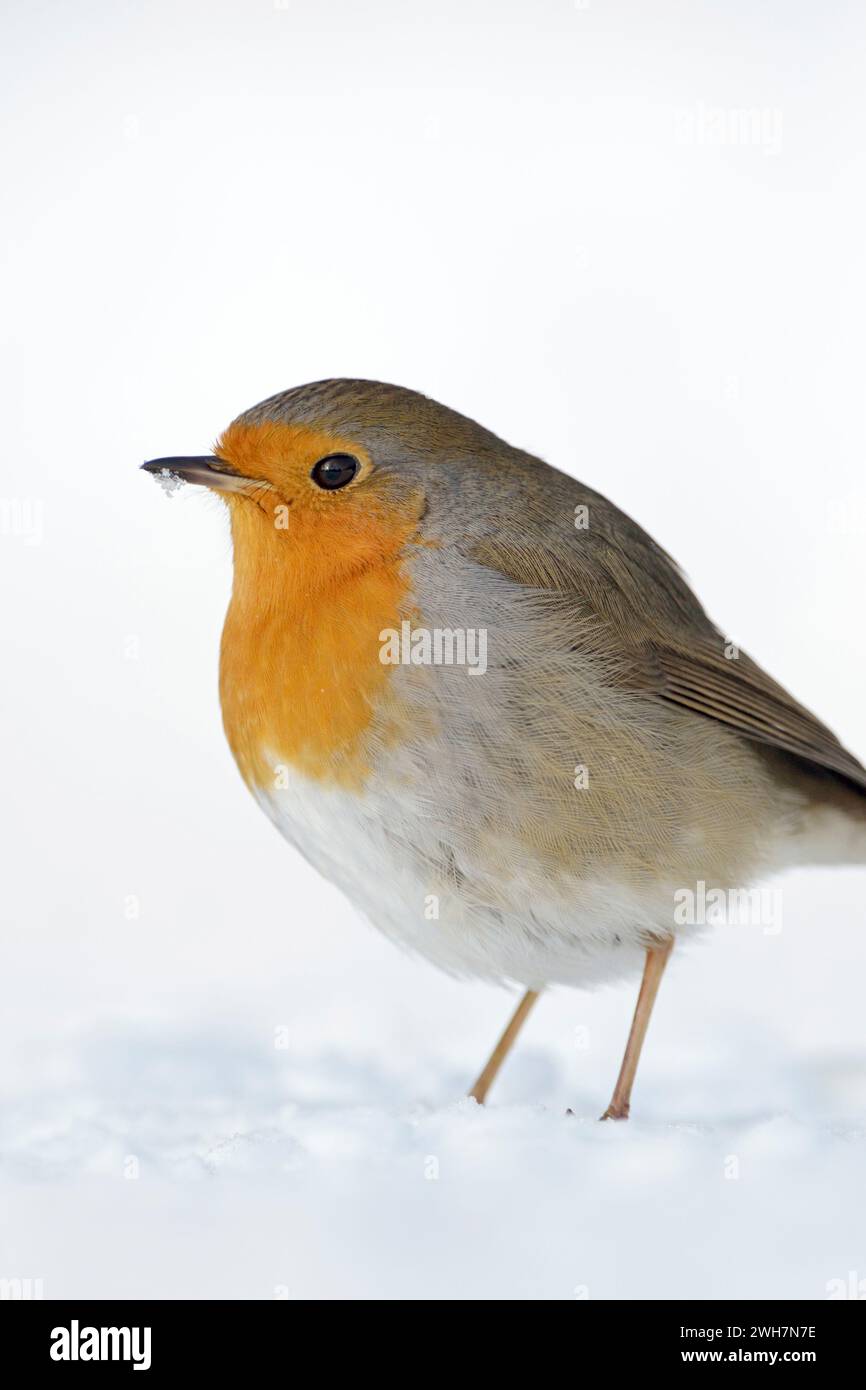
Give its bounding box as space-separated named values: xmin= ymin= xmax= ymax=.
xmin=216 ymin=422 xmax=423 ymax=790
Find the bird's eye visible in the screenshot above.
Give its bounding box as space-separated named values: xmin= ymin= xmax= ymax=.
xmin=310 ymin=454 xmax=359 ymax=490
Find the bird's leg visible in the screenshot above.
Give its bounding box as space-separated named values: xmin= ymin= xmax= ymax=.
xmin=601 ymin=938 xmax=673 ymax=1121
xmin=468 ymin=989 xmax=540 ymax=1105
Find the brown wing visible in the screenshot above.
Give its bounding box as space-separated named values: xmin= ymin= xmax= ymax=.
xmin=469 ymin=524 xmax=866 ymax=795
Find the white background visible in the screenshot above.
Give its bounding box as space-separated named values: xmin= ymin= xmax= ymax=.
xmin=2 ymin=0 xmax=866 ymax=1299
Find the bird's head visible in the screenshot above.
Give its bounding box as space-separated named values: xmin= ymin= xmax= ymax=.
xmin=143 ymin=380 xmax=526 ymax=786
xmin=142 ymin=378 xmax=513 ymax=596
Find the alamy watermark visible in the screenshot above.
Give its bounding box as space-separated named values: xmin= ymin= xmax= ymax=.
xmin=0 ymin=1277 xmax=44 ymax=1300
xmin=50 ymin=1322 xmax=151 ymax=1371
xmin=674 ymin=104 xmax=783 ymax=156
xmin=0 ymin=497 xmax=43 ymax=545
xmin=826 ymin=1271 xmax=866 ymax=1300
xmin=379 ymin=621 xmax=487 ymax=675
xmin=674 ymin=880 xmax=782 ymax=934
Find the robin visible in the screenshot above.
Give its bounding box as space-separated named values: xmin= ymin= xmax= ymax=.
xmin=143 ymin=379 xmax=866 ymax=1118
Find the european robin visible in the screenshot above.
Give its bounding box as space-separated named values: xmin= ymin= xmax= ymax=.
xmin=143 ymin=379 xmax=866 ymax=1118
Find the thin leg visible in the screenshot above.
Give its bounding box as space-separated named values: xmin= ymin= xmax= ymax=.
xmin=601 ymin=939 xmax=673 ymax=1121
xmin=468 ymin=989 xmax=540 ymax=1105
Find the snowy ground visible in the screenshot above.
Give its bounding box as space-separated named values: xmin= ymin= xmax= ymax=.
xmin=3 ymin=807 xmax=866 ymax=1299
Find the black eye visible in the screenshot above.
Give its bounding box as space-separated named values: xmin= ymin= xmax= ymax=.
xmin=310 ymin=453 xmax=359 ymax=490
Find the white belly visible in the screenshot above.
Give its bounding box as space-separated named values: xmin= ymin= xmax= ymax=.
xmin=255 ymin=759 xmax=690 ymax=989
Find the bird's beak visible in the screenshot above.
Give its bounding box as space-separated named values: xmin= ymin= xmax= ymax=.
xmin=141 ymin=455 xmax=266 ymax=495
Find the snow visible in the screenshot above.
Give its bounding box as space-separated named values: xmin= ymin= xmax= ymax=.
xmin=3 ymin=850 xmax=866 ymax=1299
xmin=152 ymin=467 xmax=185 ymax=498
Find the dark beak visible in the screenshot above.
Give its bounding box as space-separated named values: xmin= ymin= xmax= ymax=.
xmin=141 ymin=455 xmax=265 ymax=494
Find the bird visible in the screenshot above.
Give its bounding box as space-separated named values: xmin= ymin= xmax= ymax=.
xmin=143 ymin=379 xmax=866 ymax=1119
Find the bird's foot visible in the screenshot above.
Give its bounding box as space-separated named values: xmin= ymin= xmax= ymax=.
xmin=600 ymin=1101 xmax=630 ymax=1121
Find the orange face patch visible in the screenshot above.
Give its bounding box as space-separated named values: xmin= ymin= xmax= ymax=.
xmin=216 ymin=418 xmax=375 ymax=501
xmin=215 ymin=421 xmax=425 ymax=790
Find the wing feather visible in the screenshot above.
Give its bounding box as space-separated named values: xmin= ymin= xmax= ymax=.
xmin=469 ymin=529 xmax=866 ymax=793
